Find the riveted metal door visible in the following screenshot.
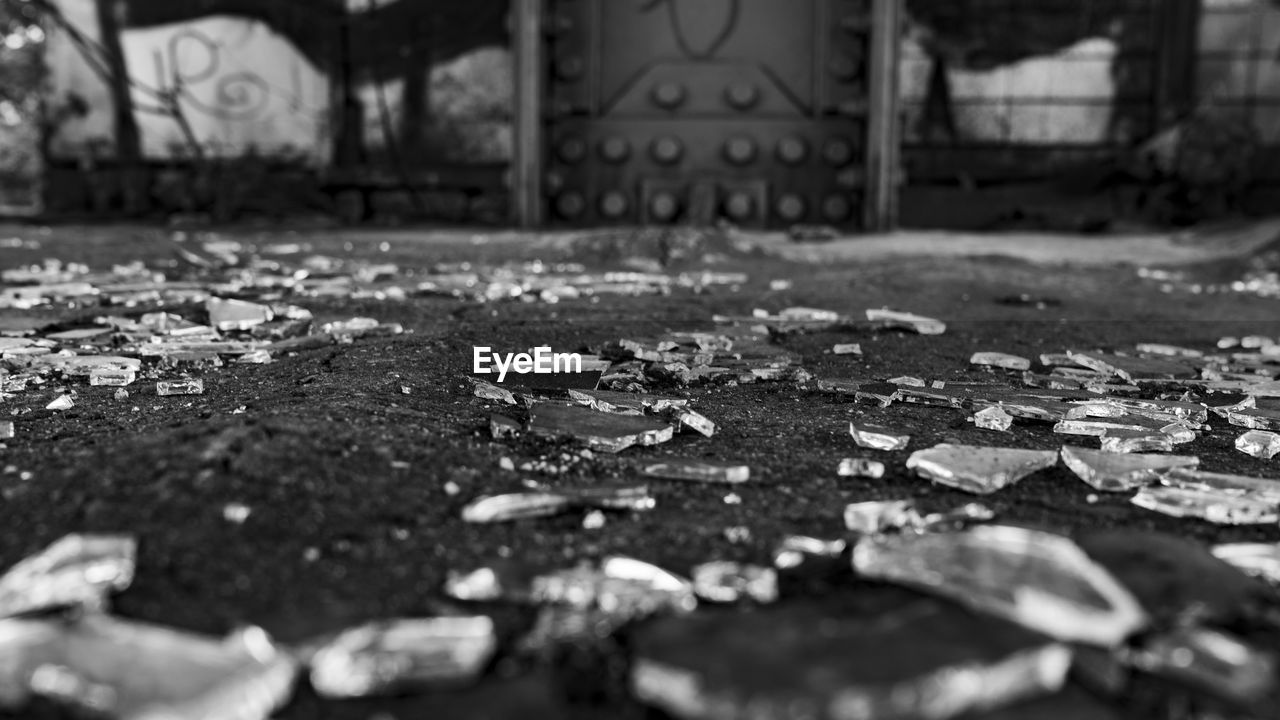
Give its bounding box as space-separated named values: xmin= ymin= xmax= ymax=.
xmin=533 ymin=0 xmax=899 ymax=230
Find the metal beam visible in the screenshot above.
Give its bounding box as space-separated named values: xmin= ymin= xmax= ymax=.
xmin=864 ymin=0 xmax=903 ymax=232
xmin=511 ymin=0 xmax=544 ymax=228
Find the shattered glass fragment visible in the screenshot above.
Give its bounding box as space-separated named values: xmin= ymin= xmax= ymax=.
xmin=471 ymin=380 xmax=516 ymax=405
xmin=918 ymin=503 xmax=998 ymax=532
xmin=1096 ymin=432 xmax=1180 ymax=455
xmin=445 ymin=556 xmax=697 ymax=618
xmin=206 ymin=298 xmax=273 ymax=332
xmin=866 ymin=308 xmax=946 ymax=335
xmin=156 ymin=378 xmax=204 ymax=397
xmin=832 ymin=343 xmax=862 ymax=355
xmin=1135 ymin=343 xmax=1204 ymax=359
xmin=1059 ymin=446 xmax=1199 ymax=492
xmin=638 ymin=458 xmax=749 ymax=484
xmin=24 ymin=616 xmax=297 ymax=720
xmin=489 ymin=413 xmax=521 ymax=439
xmin=582 ymin=510 xmax=606 ymax=529
xmin=854 ymin=383 xmax=899 ymax=407
xmin=235 ymin=350 xmax=272 ymax=365
xmin=889 ymin=376 xmax=926 ymax=387
xmin=88 ymin=369 xmax=135 ymax=387
xmin=1211 ymin=543 xmax=1280 ymax=587
xmin=690 ymin=562 xmax=778 ymax=604
xmin=630 ymin=599 xmax=1070 ymax=720
xmin=1066 ymin=351 xmax=1196 ymax=383
xmin=308 ymin=617 xmax=497 ymax=698
xmin=1227 ymin=407 xmax=1280 ymax=431
xmin=906 ymin=444 xmax=1059 ymax=495
xmin=1130 ymin=626 xmax=1275 ymax=705
xmin=671 ymin=409 xmax=716 ymax=437
xmin=461 ymin=485 xmax=654 ymax=523
xmin=844 ymin=500 xmax=920 ymax=535
xmin=852 ymin=525 xmax=1148 ymax=645
xmin=45 ymin=395 xmax=73 ymax=411
xmin=527 ymin=404 xmax=673 ymax=453
xmin=0 ymin=535 xmax=136 ymax=618
xmin=1131 ymin=486 xmax=1278 ymax=525
xmin=837 ymin=458 xmax=885 ymax=479
xmin=1161 ymin=467 xmax=1280 ymax=501
xmin=567 ymin=389 xmax=687 ymax=415
xmin=849 ymin=422 xmax=910 ymax=451
xmin=1235 ymin=429 xmax=1280 ymax=459
xmin=973 ymin=406 xmax=1014 ymax=431
xmin=970 ymin=352 xmax=1031 ymax=371
xmin=772 ymin=536 xmax=848 ymax=572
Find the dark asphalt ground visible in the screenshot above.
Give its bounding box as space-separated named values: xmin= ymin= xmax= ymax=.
xmin=1 ymin=224 xmax=1279 ymax=719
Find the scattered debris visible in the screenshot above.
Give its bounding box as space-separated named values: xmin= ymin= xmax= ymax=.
xmin=843 ymin=499 xmax=996 ymax=535
xmin=852 ymin=525 xmax=1147 ymax=646
xmin=972 ymin=406 xmax=1014 ymax=431
xmin=970 ymin=352 xmax=1032 ymax=371
xmin=906 ymin=444 xmax=1059 ymax=495
xmin=1211 ymin=543 xmax=1280 ymax=587
xmin=156 ymin=378 xmax=204 ymax=397
xmin=461 ymin=485 xmax=655 ymax=523
xmin=1235 ymin=430 xmax=1280 ymax=460
xmin=1129 ymin=626 xmax=1276 ymax=706
xmin=0 ymin=535 xmax=136 ymax=618
xmin=866 ymin=308 xmax=946 ymax=335
xmin=525 ymin=404 xmax=674 ymax=453
xmin=690 ymin=562 xmax=778 ymax=604
xmin=832 ymin=343 xmax=862 ymax=355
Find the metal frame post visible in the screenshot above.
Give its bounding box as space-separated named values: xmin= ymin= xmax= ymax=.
xmin=511 ymin=0 xmax=544 ymax=228
xmin=864 ymin=0 xmax=903 ymax=232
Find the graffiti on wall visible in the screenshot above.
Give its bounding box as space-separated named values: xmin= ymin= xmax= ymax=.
xmin=43 ymin=0 xmax=511 ymax=165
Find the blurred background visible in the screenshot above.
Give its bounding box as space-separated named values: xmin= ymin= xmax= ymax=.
xmin=0 ymin=0 xmax=1276 ymax=230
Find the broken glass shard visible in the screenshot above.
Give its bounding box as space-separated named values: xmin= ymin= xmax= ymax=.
xmin=837 ymin=458 xmax=885 ymax=479
xmin=671 ymin=409 xmax=716 ymax=437
xmin=445 ymin=556 xmax=697 ymax=618
xmin=630 ymin=598 xmax=1071 ymax=720
xmin=471 ymin=380 xmax=516 ymax=405
xmin=1099 ymin=431 xmax=1176 ymax=454
xmin=866 ymin=308 xmax=946 ymax=335
xmin=854 ymin=383 xmax=899 ymax=407
xmin=690 ymin=562 xmax=778 ymax=604
xmin=918 ymin=502 xmax=998 ymax=532
xmin=461 ymin=485 xmax=655 ymax=523
xmin=1235 ymin=429 xmax=1280 ymax=459
xmin=844 ymin=500 xmax=920 ymax=535
xmin=852 ymin=525 xmax=1148 ymax=646
xmin=1130 ymin=626 xmax=1276 ymax=705
xmin=638 ymin=458 xmax=749 ymax=484
xmin=772 ymin=536 xmax=848 ymax=570
xmin=308 ymin=617 xmax=496 ymax=698
xmin=1135 ymin=343 xmax=1204 ymax=359
xmin=1226 ymin=407 xmax=1280 ymax=431
xmin=206 ymin=297 xmax=273 ymax=331
xmin=23 ymin=616 xmax=297 ymax=720
xmin=1066 ymin=352 xmax=1196 ymax=383
xmin=973 ymin=406 xmax=1014 ymax=431
xmin=906 ymin=444 xmax=1059 ymax=495
xmin=88 ymin=369 xmax=135 ymax=387
xmin=1059 ymin=446 xmax=1199 ymax=492
xmin=156 ymin=378 xmax=204 ymax=397
xmin=889 ymin=375 xmax=926 ymax=387
xmin=1211 ymin=543 xmax=1280 ymax=587
xmin=568 ymin=389 xmax=687 ymax=415
xmin=970 ymin=352 xmax=1031 ymax=371
xmin=849 ymin=422 xmax=909 ymax=451
xmin=1131 ymin=486 xmax=1278 ymax=525
xmin=527 ymin=404 xmax=673 ymax=453
xmin=0 ymin=535 xmax=136 ymax=618
xmin=832 ymin=343 xmax=862 ymax=355
xmin=489 ymin=413 xmax=521 ymax=439
xmin=1161 ymin=467 xmax=1280 ymax=501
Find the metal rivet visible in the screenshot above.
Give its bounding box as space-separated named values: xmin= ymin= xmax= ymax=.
xmin=723 ymin=191 xmax=754 ymax=221
xmin=822 ymin=194 xmax=851 ymax=222
xmin=651 ymin=137 xmax=684 ymax=165
xmin=776 ymin=137 xmax=808 ymax=165
xmin=651 ymin=82 xmax=686 ymax=109
xmin=822 ymin=138 xmax=853 ymax=167
xmin=776 ymin=194 xmax=806 ymax=221
xmin=556 ymin=192 xmax=586 ymax=219
xmin=724 ymin=137 xmax=757 ymax=166
xmin=650 ymin=192 xmax=680 ymax=222
xmin=724 ymin=82 xmax=759 ymax=110
xmin=599 ymin=191 xmax=629 ymax=218
xmin=557 ymin=137 xmax=587 ymax=164
xmin=599 ymin=136 xmax=631 ymax=163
